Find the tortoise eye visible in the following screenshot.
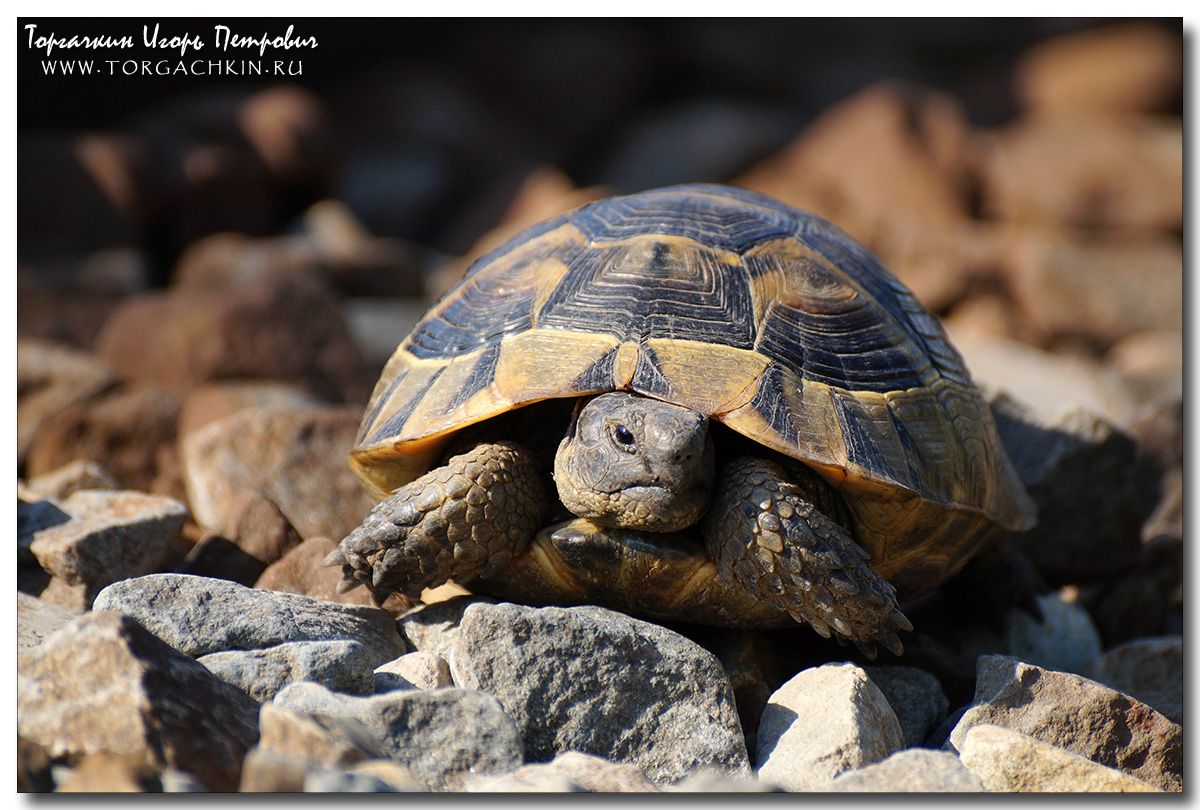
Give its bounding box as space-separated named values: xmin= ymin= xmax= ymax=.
xmin=610 ymin=424 xmax=637 ymax=452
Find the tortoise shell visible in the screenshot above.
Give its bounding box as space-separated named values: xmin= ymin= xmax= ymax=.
xmin=351 ymin=184 xmax=1035 ymax=599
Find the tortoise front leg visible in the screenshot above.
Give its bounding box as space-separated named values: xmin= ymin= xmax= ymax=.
xmin=702 ymin=457 xmax=912 ymax=658
xmin=326 ymin=441 xmax=547 ymax=603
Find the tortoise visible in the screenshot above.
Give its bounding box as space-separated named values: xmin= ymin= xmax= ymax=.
xmin=327 ymin=183 xmax=1036 ymax=657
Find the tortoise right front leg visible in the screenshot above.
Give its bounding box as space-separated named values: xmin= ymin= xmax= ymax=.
xmin=702 ymin=456 xmax=912 ymax=658
xmin=326 ymin=441 xmax=547 ymax=603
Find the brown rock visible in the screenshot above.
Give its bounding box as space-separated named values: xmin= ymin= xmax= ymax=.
xmin=28 ymin=489 xmax=187 ymax=607
xmin=1108 ymin=331 xmax=1183 ymax=408
xmin=25 ymin=459 xmax=117 ymax=501
xmin=1086 ymin=534 xmax=1183 ymax=647
xmin=947 ymin=655 xmax=1181 ymax=791
xmin=237 ymin=84 xmax=335 ymax=191
xmin=56 ymin=751 xmax=162 ymax=792
xmin=17 ymin=735 xmax=55 ymax=793
xmin=17 ymin=611 xmax=260 ymax=792
xmin=170 ymin=231 xmax=326 ymax=290
xmin=177 ymin=379 xmax=326 ymax=440
xmin=255 ymin=536 xmax=414 ymax=615
xmin=181 ymin=405 xmax=375 ymax=543
xmin=1000 ymin=229 xmax=1182 ymax=346
xmin=1015 ymin=23 xmax=1182 ymax=120
xmin=737 ymin=82 xmax=981 ymax=311
xmin=16 ymin=281 xmax=124 ymax=351
xmin=302 ymin=199 xmax=433 ymax=297
xmin=17 ymin=591 xmax=84 ymax=650
xmin=1082 ymin=636 xmax=1182 ymax=725
xmin=17 ymin=340 xmax=116 ymax=467
xmin=95 ymin=276 xmax=372 ymax=404
xmin=25 ymin=383 xmax=179 ymax=494
xmin=977 ymin=117 xmax=1182 ymax=233
xmin=468 ymin=751 xmax=661 ymax=792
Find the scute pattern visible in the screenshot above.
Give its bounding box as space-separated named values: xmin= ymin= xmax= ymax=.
xmin=353 ymin=184 xmax=1035 ymax=555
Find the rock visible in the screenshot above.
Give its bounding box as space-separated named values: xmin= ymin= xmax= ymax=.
xmin=210 ymin=491 xmax=304 ymax=570
xmin=756 ymin=662 xmax=904 ymax=790
xmin=16 ymin=281 xmax=125 ymax=353
xmin=947 ymin=655 xmax=1181 ymax=791
xmin=95 ymin=277 xmax=372 ymax=404
xmin=1109 ymin=331 xmax=1183 ymax=409
xmin=468 ymin=751 xmax=662 ymax=793
xmin=302 ymin=199 xmax=435 ymax=297
xmin=666 ymin=770 xmax=777 ymax=792
xmin=17 ymin=495 xmax=71 ymax=565
xmin=180 ymin=405 xmax=375 ymax=543
xmin=862 ymin=665 xmax=949 ymax=748
xmin=17 ymin=735 xmax=55 ymax=792
xmin=302 ymin=763 xmax=421 ymax=793
xmin=977 ymin=116 xmax=1182 ymax=233
xmin=177 ymin=379 xmax=327 ymax=439
xmin=989 ymin=394 xmax=1144 ymax=585
xmin=999 ymin=230 xmax=1182 ymax=346
xmin=17 ymin=340 xmax=116 ymax=467
xmin=1086 ymin=533 xmax=1182 ymax=646
xmin=397 ymin=595 xmax=494 ymax=661
xmin=92 ymin=573 xmax=405 ymax=664
xmin=55 ymin=751 xmax=162 ymax=792
xmin=236 ymin=84 xmax=335 ymax=192
xmin=958 ymin=724 xmax=1162 ymax=792
xmin=826 ymin=748 xmax=984 ymax=792
xmin=17 ymin=612 xmax=260 ymax=792
xmin=685 ymin=628 xmax=779 ymax=754
xmin=737 ymin=82 xmax=981 ymax=310
xmin=26 ymin=460 xmax=117 ymax=500
xmin=25 ymin=383 xmax=180 ymax=494
xmin=17 ymin=591 xmax=84 ymax=649
xmin=375 ymin=650 xmax=454 ymax=692
xmin=1004 ymin=591 xmax=1102 ymax=674
xmin=944 ymin=324 xmax=1137 ymax=426
xmin=450 ymin=602 xmax=749 ymax=784
xmin=170 ymin=231 xmax=325 ymax=291
xmin=254 ymin=536 xmax=414 ymax=615
xmin=1126 ymin=395 xmax=1183 ymax=540
xmin=1082 ymin=636 xmax=1182 ymax=724
xmin=27 ymin=490 xmax=187 ymax=607
xmin=1014 ymin=22 xmax=1182 ymax=119
xmin=273 ymin=682 xmax=523 ymax=791
xmin=199 ymin=639 xmax=378 ymax=702
xmin=340 ymin=296 xmax=437 ymax=373
xmin=238 ymin=748 xmax=311 ymax=793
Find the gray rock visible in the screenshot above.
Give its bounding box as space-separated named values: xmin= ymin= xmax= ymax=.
xmin=666 ymin=770 xmax=778 ymax=792
xmin=17 ymin=611 xmax=259 ymax=792
xmin=827 ymin=749 xmax=984 ymax=792
xmin=757 ymin=662 xmax=905 ymax=790
xmin=199 ymin=639 xmax=377 ymax=702
xmin=302 ymin=767 xmax=415 ymax=793
xmin=1082 ymin=636 xmax=1183 ymax=724
xmin=273 ymin=681 xmax=522 ymax=791
xmin=450 ymin=602 xmax=749 ymax=785
xmin=1004 ymin=591 xmax=1103 ymax=675
xmin=28 ymin=490 xmax=187 ymax=605
xmin=17 ymin=591 xmax=83 ymax=649
xmin=467 ymin=751 xmax=661 ymax=793
xmin=92 ymin=573 xmax=405 ymax=664
xmin=990 ymin=395 xmax=1145 ymax=585
xmin=398 ymin=594 xmax=492 ymax=661
xmin=863 ymin=665 xmax=949 ymax=748
xmin=947 ymin=655 xmax=1181 ymax=791
xmin=958 ymin=724 xmax=1163 ymax=792
xmin=375 ymin=650 xmax=454 ymax=692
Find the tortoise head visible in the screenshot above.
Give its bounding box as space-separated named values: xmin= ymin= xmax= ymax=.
xmin=553 ymin=392 xmax=715 ymax=533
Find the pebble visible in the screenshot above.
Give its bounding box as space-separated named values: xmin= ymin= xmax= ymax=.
xmin=826 ymin=748 xmax=984 ymax=792
xmin=449 ymin=602 xmax=749 ymax=785
xmin=27 ymin=489 xmax=187 ymax=607
xmin=756 ymin=662 xmax=904 ymax=790
xmin=989 ymin=394 xmax=1145 ymax=585
xmin=1081 ymin=636 xmax=1182 ymax=724
xmin=25 ymin=460 xmax=117 ymax=500
xmin=862 ymin=665 xmax=950 ymax=748
xmin=180 ymin=405 xmax=376 ymax=542
xmin=199 ymin=639 xmax=378 ymax=702
xmin=273 ymin=682 xmax=523 ymax=791
xmin=1004 ymin=591 xmax=1103 ymax=675
xmin=91 ymin=573 xmax=405 ymax=664
xmin=958 ymin=724 xmax=1162 ymax=792
xmin=18 ymin=611 xmax=260 ymax=792
xmin=375 ymin=650 xmax=454 ymax=692
xmin=467 ymin=751 xmax=662 ymax=792
xmin=398 ymin=595 xmax=493 ymax=662
xmin=947 ymin=655 xmax=1181 ymax=791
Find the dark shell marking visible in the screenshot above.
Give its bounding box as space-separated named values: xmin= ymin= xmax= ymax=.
xmin=352 ymin=184 xmax=1034 ymax=598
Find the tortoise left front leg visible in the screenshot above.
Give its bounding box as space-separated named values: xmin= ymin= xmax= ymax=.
xmin=702 ymin=456 xmax=912 ymax=658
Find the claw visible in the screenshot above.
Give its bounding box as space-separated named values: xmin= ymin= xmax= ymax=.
xmin=877 ymin=632 xmax=904 ymax=657
xmin=854 ymin=640 xmax=878 ymax=660
xmin=323 ymin=548 xmax=347 ymax=568
xmin=891 ymin=610 xmax=914 ymax=633
xmin=336 ymin=576 xmax=363 ymax=595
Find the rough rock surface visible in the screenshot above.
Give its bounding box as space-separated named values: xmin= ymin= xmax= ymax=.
xmin=91 ymin=573 xmax=405 ymax=664
xmin=863 ymin=665 xmax=949 ymax=748
xmin=1082 ymin=636 xmax=1183 ymax=724
xmin=254 ymin=535 xmax=414 ymax=614
xmin=375 ymin=650 xmax=454 ymax=692
xmin=467 ymin=751 xmax=662 ymax=792
xmin=26 ymin=460 xmax=118 ymax=500
xmin=17 ymin=591 xmax=84 ymax=649
xmin=1004 ymin=591 xmax=1103 ymax=675
xmin=826 ymin=748 xmax=984 ymax=792
xmin=958 ymin=724 xmax=1163 ymax=792
xmin=756 ymin=662 xmax=905 ymax=790
xmin=449 ymin=602 xmax=749 ymax=785
xmin=17 ymin=612 xmax=260 ymax=792
xmin=273 ymin=682 xmax=523 ymax=790
xmin=947 ymin=655 xmax=1181 ymax=791
xmin=199 ymin=639 xmax=378 ymax=702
